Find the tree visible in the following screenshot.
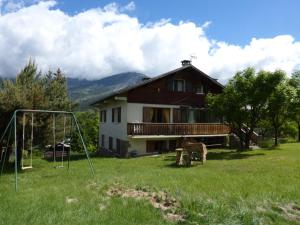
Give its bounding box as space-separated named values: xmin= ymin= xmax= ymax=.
xmin=207 ymin=67 xmax=284 ymax=149
xmin=265 ymin=74 xmax=296 ymax=146
xmin=289 ymin=70 xmax=300 ymax=141
xmin=0 ymin=61 xmax=72 ymax=166
xmin=72 ymin=111 xmax=99 ymax=152
xmin=208 ymin=83 xmax=246 ymax=148
xmin=43 ymin=68 xmax=72 ymax=111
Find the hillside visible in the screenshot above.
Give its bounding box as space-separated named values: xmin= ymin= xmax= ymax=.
xmin=67 ymin=72 xmax=148 ymax=109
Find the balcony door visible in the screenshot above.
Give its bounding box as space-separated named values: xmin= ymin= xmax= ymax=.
xmin=173 ymin=108 xmax=220 ymax=123
xmin=143 ymin=107 xmax=170 ymax=123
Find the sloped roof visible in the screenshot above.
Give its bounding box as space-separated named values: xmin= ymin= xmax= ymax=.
xmin=90 ymin=64 xmax=223 ymax=106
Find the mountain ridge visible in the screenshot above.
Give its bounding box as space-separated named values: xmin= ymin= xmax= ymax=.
xmin=67 ymin=72 xmax=148 ymax=109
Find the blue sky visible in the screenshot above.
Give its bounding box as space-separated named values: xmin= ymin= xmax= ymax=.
xmin=56 ymin=0 xmax=300 ymax=45
xmin=0 ymin=0 xmax=299 ymax=81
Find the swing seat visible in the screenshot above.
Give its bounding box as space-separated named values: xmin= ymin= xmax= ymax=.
xmin=55 ymin=165 xmax=64 ymax=169
xmin=21 ymin=166 xmax=33 ymax=170
xmin=22 ymin=149 xmax=33 ymax=170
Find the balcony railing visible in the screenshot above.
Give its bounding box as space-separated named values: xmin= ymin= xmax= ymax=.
xmin=127 ymin=123 xmax=231 ymax=136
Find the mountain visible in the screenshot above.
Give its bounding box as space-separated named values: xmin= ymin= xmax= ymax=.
xmin=67 ymin=72 xmax=148 ymax=109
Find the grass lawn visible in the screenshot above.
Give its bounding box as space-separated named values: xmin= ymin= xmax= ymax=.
xmin=0 ymin=143 xmax=300 ymax=225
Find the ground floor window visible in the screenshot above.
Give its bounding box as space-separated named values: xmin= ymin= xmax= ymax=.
xmin=116 ymin=138 xmax=121 ymax=153
xmin=109 ymin=137 xmax=113 ymax=150
xmin=101 ymin=134 xmax=105 ymax=147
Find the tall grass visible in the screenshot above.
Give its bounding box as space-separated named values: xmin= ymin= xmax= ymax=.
xmin=0 ymin=143 xmax=300 ymax=225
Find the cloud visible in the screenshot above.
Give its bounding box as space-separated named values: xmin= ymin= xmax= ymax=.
xmin=0 ymin=0 xmax=39 ymax=14
xmin=0 ymin=1 xmax=300 ymax=82
xmin=120 ymin=1 xmax=135 ymax=12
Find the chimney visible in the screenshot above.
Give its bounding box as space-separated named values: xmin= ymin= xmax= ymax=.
xmin=181 ymin=60 xmax=191 ymax=67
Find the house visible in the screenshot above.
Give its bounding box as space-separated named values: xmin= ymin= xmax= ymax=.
xmin=91 ymin=60 xmax=231 ymax=157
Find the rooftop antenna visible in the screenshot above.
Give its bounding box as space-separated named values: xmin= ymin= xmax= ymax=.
xmin=190 ymin=54 xmax=197 ymax=63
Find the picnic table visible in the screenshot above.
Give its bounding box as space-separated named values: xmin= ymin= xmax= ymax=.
xmin=175 ymin=142 xmax=207 ymax=166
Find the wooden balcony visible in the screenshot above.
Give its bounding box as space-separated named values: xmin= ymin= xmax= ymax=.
xmin=127 ymin=123 xmax=231 ymax=136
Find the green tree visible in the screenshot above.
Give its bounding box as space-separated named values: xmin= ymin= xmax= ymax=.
xmin=289 ymin=70 xmax=300 ymax=141
xmin=43 ymin=68 xmax=72 ymax=111
xmin=0 ymin=61 xmax=72 ymax=166
xmin=207 ymin=68 xmax=283 ymax=149
xmin=265 ymin=75 xmax=296 ymax=146
xmin=208 ymin=83 xmax=246 ymax=148
xmin=72 ymin=111 xmax=99 ymax=152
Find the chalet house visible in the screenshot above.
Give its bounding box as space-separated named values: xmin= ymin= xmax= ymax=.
xmin=91 ymin=60 xmax=231 ymax=156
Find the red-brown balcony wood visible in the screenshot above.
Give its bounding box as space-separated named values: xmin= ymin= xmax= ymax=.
xmin=127 ymin=123 xmax=231 ymax=136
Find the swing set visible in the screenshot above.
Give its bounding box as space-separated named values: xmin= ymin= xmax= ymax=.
xmin=0 ymin=109 xmax=95 ymax=191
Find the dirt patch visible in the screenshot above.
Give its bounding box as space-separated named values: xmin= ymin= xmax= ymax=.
xmin=86 ymin=181 xmax=101 ymax=191
xmin=277 ymin=203 xmax=300 ymax=222
xmin=164 ymin=212 xmax=185 ymax=222
xmin=107 ymin=186 xmax=185 ymax=222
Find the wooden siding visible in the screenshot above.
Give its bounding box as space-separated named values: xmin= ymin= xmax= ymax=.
xmin=127 ymin=123 xmax=231 ymax=136
xmin=127 ymin=67 xmax=222 ymax=106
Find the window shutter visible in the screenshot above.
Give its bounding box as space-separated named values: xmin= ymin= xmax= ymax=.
xmin=112 ymin=108 xmax=115 ymax=122
xmin=109 ymin=137 xmax=113 ymax=150
xmin=117 ymin=107 xmax=121 ymax=123
xmin=166 ymin=78 xmax=173 ymax=91
xmin=186 ymin=81 xmax=192 ymax=92
xmin=180 ymin=107 xmax=188 ymax=123
xmin=173 ymin=108 xmax=181 ymax=123
xmin=143 ymin=107 xmax=151 ymax=122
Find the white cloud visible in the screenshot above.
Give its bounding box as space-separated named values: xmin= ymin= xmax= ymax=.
xmin=0 ymin=1 xmax=300 ymax=82
xmin=0 ymin=0 xmax=39 ymax=14
xmin=120 ymin=1 xmax=135 ymax=12
xmin=201 ymin=21 xmax=211 ymax=29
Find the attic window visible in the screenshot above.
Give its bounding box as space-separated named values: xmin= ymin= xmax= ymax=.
xmin=196 ymin=85 xmax=204 ymax=94
xmin=173 ymin=79 xmax=185 ymax=92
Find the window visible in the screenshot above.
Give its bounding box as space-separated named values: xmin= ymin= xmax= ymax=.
xmin=196 ymin=85 xmax=204 ymax=94
xmin=112 ymin=108 xmax=115 ymax=123
xmin=101 ymin=134 xmax=105 ymax=147
xmin=173 ymin=108 xmax=205 ymax=123
xmin=143 ymin=107 xmax=170 ymax=123
xmin=112 ymin=107 xmax=121 ymax=123
xmin=109 ymin=137 xmax=113 ymax=150
xmin=173 ymin=79 xmax=185 ymax=92
xmin=117 ymin=107 xmax=121 ymax=123
xmin=100 ymin=110 xmax=106 ymax=122
xmin=116 ymin=138 xmax=121 ymax=153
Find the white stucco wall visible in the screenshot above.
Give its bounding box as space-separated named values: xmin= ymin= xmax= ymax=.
xmin=98 ymin=100 xmax=128 ymax=150
xmin=98 ymin=102 xmax=187 ymax=154
xmin=128 ymin=138 xmax=147 ymax=155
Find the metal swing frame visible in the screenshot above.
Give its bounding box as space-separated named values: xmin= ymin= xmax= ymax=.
xmin=0 ymin=109 xmax=95 ymax=191
xmin=21 ymin=113 xmax=34 ymax=170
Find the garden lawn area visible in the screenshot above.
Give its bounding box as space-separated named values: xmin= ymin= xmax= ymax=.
xmin=0 ymin=143 xmax=300 ymax=225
